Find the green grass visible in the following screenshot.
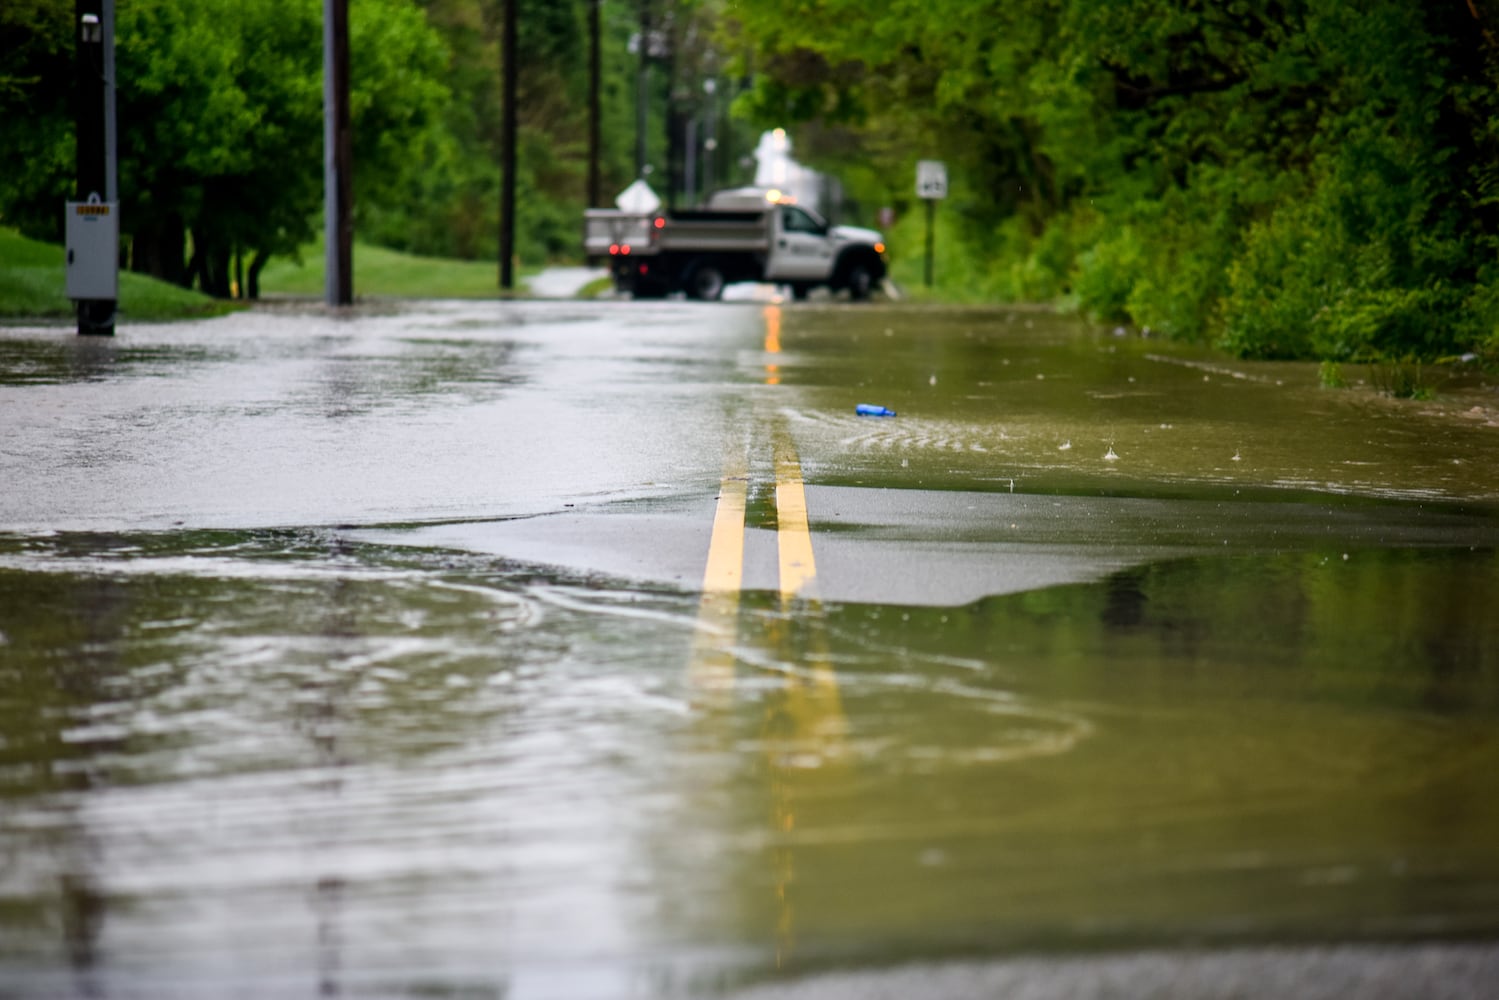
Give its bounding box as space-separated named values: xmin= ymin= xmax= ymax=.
xmin=576 ymin=274 xmax=614 ymax=299
xmin=259 ymin=239 xmax=537 ymax=298
xmin=2 ymin=225 xmax=542 ymax=325
xmin=0 ymin=226 xmax=238 ymax=322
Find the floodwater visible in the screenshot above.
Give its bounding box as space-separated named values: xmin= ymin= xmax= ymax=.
xmin=2 ymin=300 xmax=1498 ymax=998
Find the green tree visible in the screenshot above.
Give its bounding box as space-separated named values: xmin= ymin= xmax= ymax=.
xmin=360 ymin=0 xmax=651 ymax=264
xmin=0 ymin=0 xmax=75 ymax=241
xmin=1 ymin=0 xmax=448 ymax=298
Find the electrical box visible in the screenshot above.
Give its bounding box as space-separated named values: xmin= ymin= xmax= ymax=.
xmin=65 ymin=199 xmax=119 ymax=300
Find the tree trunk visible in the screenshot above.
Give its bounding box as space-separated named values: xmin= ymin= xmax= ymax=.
xmin=186 ymin=243 xmax=204 ymax=292
xmin=131 ymin=213 xmax=188 ymax=287
xmin=214 ymin=247 xmax=232 ymax=298
xmin=189 ymin=229 xmax=235 ymax=298
xmin=247 ymin=250 xmax=269 ymax=300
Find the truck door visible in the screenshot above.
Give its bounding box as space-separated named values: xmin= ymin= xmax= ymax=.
xmin=765 ymin=205 xmax=834 ymax=282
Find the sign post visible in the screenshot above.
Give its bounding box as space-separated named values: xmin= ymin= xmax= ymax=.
xmin=915 ymin=160 xmax=947 ymax=288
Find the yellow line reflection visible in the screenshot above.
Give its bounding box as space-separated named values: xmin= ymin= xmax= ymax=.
xmin=765 ymin=420 xmax=845 ymax=969
xmin=764 ymin=303 xmax=782 ymax=385
xmin=764 ymin=304 xmax=782 ymax=354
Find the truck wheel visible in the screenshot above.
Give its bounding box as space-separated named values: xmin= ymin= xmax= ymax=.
xmin=687 ymin=263 xmax=726 ymax=302
xmin=845 ymin=262 xmax=876 ymax=301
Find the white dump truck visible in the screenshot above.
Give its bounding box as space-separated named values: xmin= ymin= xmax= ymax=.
xmin=584 ymin=186 xmax=888 ymax=301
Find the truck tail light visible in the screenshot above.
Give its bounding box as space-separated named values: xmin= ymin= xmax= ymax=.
xmin=608 ymin=243 xmax=620 ymax=255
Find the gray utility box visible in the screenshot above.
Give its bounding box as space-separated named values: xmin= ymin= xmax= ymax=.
xmin=65 ymin=200 xmax=120 ymax=300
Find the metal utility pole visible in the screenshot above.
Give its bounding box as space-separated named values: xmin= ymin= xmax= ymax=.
xmin=323 ymin=0 xmax=352 ymax=306
xmin=69 ymin=0 xmax=117 ymax=336
xmin=499 ymin=0 xmax=517 ymax=290
xmin=587 ymin=0 xmax=601 ymax=208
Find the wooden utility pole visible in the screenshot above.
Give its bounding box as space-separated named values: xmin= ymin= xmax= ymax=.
xmin=588 ymin=0 xmax=602 ymax=208
xmin=323 ymin=0 xmax=352 ymax=306
xmin=499 ymin=0 xmax=517 ymax=289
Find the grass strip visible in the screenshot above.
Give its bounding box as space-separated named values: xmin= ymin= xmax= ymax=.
xmin=0 ymin=226 xmax=235 ymax=322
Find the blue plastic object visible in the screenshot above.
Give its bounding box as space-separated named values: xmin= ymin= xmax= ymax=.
xmin=856 ymin=403 xmax=897 ymax=417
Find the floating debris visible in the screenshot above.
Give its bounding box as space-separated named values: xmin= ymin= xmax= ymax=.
xmin=856 ymin=403 xmax=897 ymax=417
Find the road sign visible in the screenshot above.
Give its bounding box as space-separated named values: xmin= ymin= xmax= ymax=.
xmin=615 ymin=178 xmax=661 ymax=214
xmin=916 ymin=160 xmax=948 ymax=200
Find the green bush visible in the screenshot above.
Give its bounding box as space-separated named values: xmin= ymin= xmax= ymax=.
xmin=1072 ymin=225 xmax=1144 ymax=323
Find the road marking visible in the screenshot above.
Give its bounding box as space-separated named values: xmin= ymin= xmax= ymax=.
xmin=774 ymin=432 xmax=817 ymax=600
xmin=687 ymin=396 xmax=846 ymax=969
xmin=689 ymin=453 xmax=749 ymax=701
xmin=702 ymin=473 xmax=748 ymax=593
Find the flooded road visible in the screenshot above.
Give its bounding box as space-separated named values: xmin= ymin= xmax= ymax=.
xmin=2 ymin=300 xmax=1499 ymax=998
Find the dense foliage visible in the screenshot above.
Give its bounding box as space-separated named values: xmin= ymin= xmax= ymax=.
xmin=363 ymin=0 xmax=618 ymax=265
xmin=365 ymin=0 xmax=754 ymax=265
xmin=11 ymin=0 xmax=1491 ymax=353
xmin=1 ymin=0 xmax=449 ymax=296
xmin=727 ymin=0 xmax=1499 ymax=361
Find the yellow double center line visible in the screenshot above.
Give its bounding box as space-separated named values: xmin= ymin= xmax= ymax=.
xmin=693 ymin=420 xmax=845 ymax=971
xmin=699 ymin=426 xmax=819 ymax=604
xmin=690 ymin=303 xmax=836 ymax=719
xmin=689 ymin=306 xmax=846 ymax=966
xmin=689 ymin=416 xmax=833 ymax=703
xmin=689 ymin=453 xmax=749 ymax=700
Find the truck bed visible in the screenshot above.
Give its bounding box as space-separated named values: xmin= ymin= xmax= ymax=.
xmin=584 ymin=208 xmax=770 ymax=257
xmin=583 ymin=210 xmax=652 ymax=257
xmin=657 ymin=212 xmax=767 ymax=254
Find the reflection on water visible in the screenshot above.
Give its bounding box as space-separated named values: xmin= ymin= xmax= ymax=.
xmin=771 ymin=306 xmax=1499 ymax=505
xmin=3 ymin=531 xmax=1498 ymax=995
